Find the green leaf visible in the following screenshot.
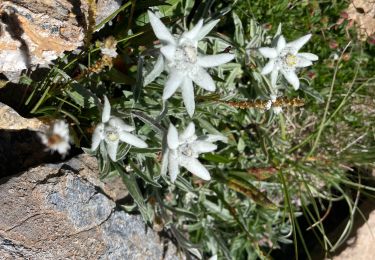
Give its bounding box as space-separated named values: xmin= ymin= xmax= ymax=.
xmin=227 ymin=175 xmax=277 ymax=210
xmin=115 ymin=164 xmax=152 ymax=222
xmin=175 ymin=176 xmax=196 ymax=193
xmin=163 ymin=205 xmax=198 ymax=220
xmin=232 ymin=12 xmax=244 ymax=45
xmin=202 ymin=153 xmax=232 ymax=163
xmin=159 ymin=0 xmax=183 ymax=16
xmin=203 ymin=200 xmax=233 ymax=222
xmin=300 ymin=84 xmax=324 ymax=103
xmin=82 ymin=147 xmax=96 ymax=156
xmin=197 ymin=118 xmax=222 ymax=135
xmin=66 ymin=83 xmax=98 ymax=108
xmin=19 ymin=75 xmax=33 ymax=85
xmin=54 ymin=68 xmax=72 ymax=82
xmin=129 ymin=161 xmax=162 ymax=188
xmin=237 ymin=137 xmax=246 ymax=152
xmin=116 ymin=143 xmax=131 ymax=161
xmin=98 ymin=157 xmax=110 ymax=178
xmin=133 ymin=56 xmax=144 ymax=103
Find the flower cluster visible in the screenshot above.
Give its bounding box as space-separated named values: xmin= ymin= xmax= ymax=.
xmin=89 ymin=11 xmax=318 ymax=183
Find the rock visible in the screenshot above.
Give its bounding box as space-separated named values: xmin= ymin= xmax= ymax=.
xmin=346 ymin=0 xmax=375 ymax=41
xmin=95 ymin=0 xmax=123 ymax=28
xmin=0 ymin=127 xmax=53 ymax=176
xmin=70 ymin=154 xmax=129 ymax=202
xmin=332 ymin=200 xmax=375 ymax=260
xmin=0 ymin=104 xmax=179 ymax=257
xmin=0 ymin=154 xmax=180 ymax=259
xmin=0 ymin=102 xmax=56 ymax=176
xmin=0 ymin=102 xmax=45 ymax=131
xmin=0 ymin=0 xmax=121 ymax=82
xmin=0 ymin=102 xmax=61 ymax=176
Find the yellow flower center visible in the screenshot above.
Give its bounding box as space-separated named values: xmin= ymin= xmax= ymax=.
xmin=106 ymin=131 xmax=119 ymax=141
xmin=285 ymin=54 xmax=297 ymax=67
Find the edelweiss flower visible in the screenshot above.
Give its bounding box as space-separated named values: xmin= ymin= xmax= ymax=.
xmin=146 ymin=11 xmax=235 ymax=116
xmin=259 ymin=34 xmax=318 ymax=90
xmin=162 ymin=122 xmax=227 ymax=182
xmin=39 ymin=120 xmax=71 ymax=156
xmin=91 ymin=96 xmax=148 ymax=161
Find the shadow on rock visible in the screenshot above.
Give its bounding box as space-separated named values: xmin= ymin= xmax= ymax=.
xmin=0 ymin=129 xmax=64 ymax=177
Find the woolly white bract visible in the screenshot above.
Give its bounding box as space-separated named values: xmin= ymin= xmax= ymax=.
xmin=162 ymin=122 xmax=227 ymax=182
xmin=91 ymin=96 xmax=148 ymax=161
xmin=146 ymin=11 xmax=235 ymax=117
xmin=259 ymin=34 xmax=318 ymax=90
xmin=39 ymin=120 xmax=71 ymax=156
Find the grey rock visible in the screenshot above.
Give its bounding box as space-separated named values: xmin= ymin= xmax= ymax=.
xmin=95 ymin=0 xmax=122 ymax=28
xmin=0 ymin=154 xmax=180 ymax=259
xmin=0 ymin=102 xmax=45 ymax=131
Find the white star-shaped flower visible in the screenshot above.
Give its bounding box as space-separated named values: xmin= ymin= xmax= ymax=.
xmin=146 ymin=11 xmax=235 ymax=117
xmin=162 ymin=122 xmax=227 ymax=183
xmin=91 ymin=96 xmax=148 ymax=161
xmin=39 ymin=120 xmax=71 ymax=156
xmin=259 ymin=34 xmax=318 ymax=90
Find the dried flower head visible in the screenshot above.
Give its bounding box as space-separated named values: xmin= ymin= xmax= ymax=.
xmin=100 ymin=36 xmax=118 ymax=58
xmin=39 ymin=120 xmax=71 ymax=156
